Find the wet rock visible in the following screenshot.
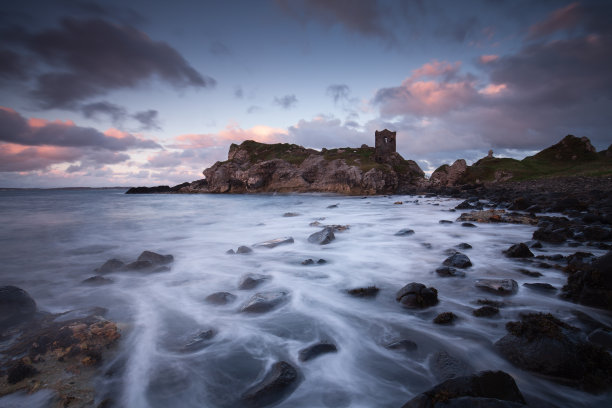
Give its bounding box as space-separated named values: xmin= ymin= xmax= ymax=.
xmin=241 ymin=361 xmax=300 ymax=407
xmin=455 ymin=199 xmax=483 ymax=210
xmin=179 ymin=329 xmax=216 ymax=352
xmin=308 ymin=227 xmax=335 ymax=245
xmin=523 ymin=283 xmax=556 ymax=292
xmin=95 ymin=258 xmax=124 ymax=274
xmin=327 ymin=204 xmax=338 ymax=208
xmin=137 ymin=250 xmax=173 ymax=265
xmin=435 ymin=266 xmax=466 ymax=278
xmin=283 ymin=212 xmax=299 ymax=217
xmin=394 ymin=201 xmax=403 ymax=205
xmin=302 ymin=259 xmax=314 ymax=265
xmin=239 ymin=274 xmax=271 ymax=290
xmin=532 ymin=218 xmax=572 ymax=243
xmin=237 ymin=246 xmax=253 ymax=254
xmin=6 ymin=360 xmax=39 ymax=384
xmin=431 ymin=350 xmax=473 ymax=381
xmin=394 ymin=228 xmax=415 ymax=236
xmin=473 ymin=306 xmax=499 ymax=317
xmin=517 ymin=268 xmax=542 ymax=278
xmin=530 ymin=241 xmax=543 ymax=248
xmin=124 ymin=260 xmax=153 ymax=270
xmin=298 ymin=342 xmax=338 ymax=362
xmin=396 ymin=283 xmax=438 ymax=309
xmin=226 ymin=249 xmax=235 ymax=255
xmin=475 ymin=279 xmax=518 ymax=295
xmin=205 ymin=292 xmax=236 ymax=305
xmin=421 ymin=242 xmax=433 ymax=249
xmin=562 ymin=251 xmax=612 ymax=310
xmin=477 ymin=299 xmax=504 ymax=308
xmin=316 ymin=259 xmax=327 ymax=264
xmin=252 ymin=237 xmax=294 ymax=249
xmin=456 ymin=242 xmax=472 ymax=250
xmin=504 ymin=243 xmax=534 ymax=258
xmin=588 ymin=329 xmax=612 ymax=350
xmin=241 ymin=291 xmax=290 ymax=313
xmin=433 ymin=312 xmax=457 ymax=325
xmin=443 ymin=253 xmax=472 ymax=268
xmin=347 ymin=286 xmax=379 ymax=298
xmin=439 ymin=220 xmax=453 ymax=224
xmin=457 ymin=209 xmax=537 ymax=225
xmin=495 ymin=313 xmax=612 ymax=392
xmin=401 ymin=370 xmax=526 ymax=408
xmin=0 ymin=286 xmax=37 ymax=331
xmin=385 ymin=339 xmax=418 ymax=352
xmin=82 ymin=275 xmax=113 ymax=285
xmin=461 ymin=222 xmax=477 ymax=228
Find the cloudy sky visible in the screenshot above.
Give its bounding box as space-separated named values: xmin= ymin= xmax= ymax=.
xmin=1 ymin=0 xmax=611 ymax=187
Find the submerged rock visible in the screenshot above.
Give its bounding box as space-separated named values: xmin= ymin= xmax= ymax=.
xmin=241 ymin=361 xmax=300 ymax=407
xmin=475 ymin=279 xmax=518 ymax=295
xmin=473 ymin=306 xmax=499 ymax=317
xmin=385 ymin=339 xmax=418 ymax=352
xmin=205 ymin=292 xmax=236 ymax=305
xmin=81 ymin=275 xmax=113 ymax=285
xmin=308 ymin=227 xmax=335 ymax=245
xmin=137 ymin=250 xmax=174 ymax=265
xmin=95 ymin=258 xmax=124 ymax=274
xmin=456 ymin=242 xmax=472 ymax=250
xmin=239 ymin=274 xmax=271 ymax=290
xmin=435 ymin=266 xmax=466 ymax=278
xmin=241 ymin=291 xmax=290 ymax=313
xmin=298 ymin=342 xmax=338 ymax=362
xmin=431 ymin=350 xmax=473 ymax=381
xmin=179 ymin=329 xmax=216 ymax=353
xmin=394 ymin=228 xmax=415 ymax=236
xmin=523 ymin=282 xmax=556 ymax=292
xmin=401 ymin=370 xmax=526 ymax=408
xmin=442 ymin=253 xmax=472 ymax=268
xmin=252 ymin=237 xmax=294 ymax=249
xmin=504 ymin=243 xmax=534 ymax=258
xmin=347 ymin=286 xmax=379 ymax=298
xmin=396 ymin=283 xmax=438 ymax=309
xmin=495 ymin=313 xmax=612 ymax=392
xmin=433 ymin=312 xmax=457 ymax=325
xmin=0 ymin=286 xmax=37 ymax=331
xmin=236 ymin=246 xmax=253 ymax=254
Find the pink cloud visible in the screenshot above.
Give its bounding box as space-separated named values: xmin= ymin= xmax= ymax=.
xmin=479 ymin=54 xmax=499 ymax=64
xmin=173 ymin=123 xmax=288 ymax=149
xmin=479 ymin=83 xmax=507 ymax=96
xmin=410 ymin=60 xmax=461 ymax=80
xmin=528 ymin=2 xmax=581 ymax=39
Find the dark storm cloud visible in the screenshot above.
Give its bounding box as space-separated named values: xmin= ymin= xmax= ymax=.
xmin=62 ymin=0 xmax=146 ymax=25
xmin=0 ymin=49 xmax=28 ymax=80
xmin=273 ymin=94 xmax=298 ymax=109
xmin=326 ymin=84 xmax=350 ymax=103
xmin=6 ymin=17 xmax=215 ymax=108
xmin=0 ymin=107 xmax=160 ymax=150
xmin=81 ymin=101 xmax=127 ymax=123
xmin=132 ymin=109 xmax=161 ymax=130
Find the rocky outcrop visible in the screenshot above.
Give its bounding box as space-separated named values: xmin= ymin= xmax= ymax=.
xmin=176 ymin=141 xmax=425 ymax=195
xmin=430 ymin=159 xmax=467 ymax=187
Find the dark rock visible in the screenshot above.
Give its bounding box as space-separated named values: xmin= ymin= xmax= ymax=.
xmin=503 ymin=243 xmax=534 ymax=258
xmin=421 ymin=242 xmax=433 ymax=249
xmin=137 ymin=250 xmax=174 ymax=265
xmin=241 ymin=361 xmax=300 ymax=407
xmin=436 ymin=266 xmax=466 ymax=278
xmin=7 ymin=360 xmax=39 ymax=384
xmin=82 ymin=275 xmax=113 ymax=285
xmin=495 ymin=313 xmax=612 ymax=392
xmin=455 ymin=199 xmax=484 ymax=210
xmin=456 ymin=243 xmax=472 ymax=250
xmin=530 ymin=241 xmax=543 ymax=248
xmin=523 ymin=283 xmax=556 ymax=292
xmin=316 ymin=259 xmax=327 ymax=264
xmin=237 ymin=246 xmax=253 ymax=254
xmin=347 ymin=286 xmax=379 ymax=298
xmin=283 ymin=212 xmax=300 ymax=217
xmin=562 ymin=251 xmax=612 ymax=310
xmin=583 ymin=226 xmax=611 ymax=241
xmin=385 ymin=339 xmax=418 ymax=352
xmin=298 ymin=342 xmax=338 ymax=362
xmin=95 ymin=258 xmax=125 ymax=274
xmin=226 ymin=249 xmax=235 ymax=254
xmin=517 ymin=268 xmax=542 ymax=278
xmin=308 ymin=227 xmax=335 ymax=245
xmin=473 ymin=306 xmax=499 ymax=317
xmin=475 ymin=279 xmax=518 ymax=295
xmin=461 ymin=222 xmax=477 ymax=228
xmin=439 ymin=220 xmax=453 ymax=224
xmin=477 ymin=299 xmax=504 ymax=308
xmin=443 ymin=253 xmax=472 ymax=268
xmin=588 ymin=329 xmax=612 ymax=350
xmin=396 ymin=283 xmax=438 ymax=309
xmin=124 ymin=260 xmax=153 ymax=270
xmin=533 ymin=219 xmax=572 ymax=243
xmin=301 ymin=259 xmax=314 ymax=265
xmin=241 ymin=291 xmax=290 ymax=313
xmin=0 ymin=286 xmax=37 ymax=330
xmin=205 ymin=292 xmax=236 ymax=305
xmin=394 ymin=228 xmax=415 ymax=236
xmin=239 ymin=274 xmax=271 ymax=290
xmin=125 ymin=185 xmax=172 ymax=194
xmin=179 ymin=329 xmax=216 ymax=352
xmin=434 ymin=312 xmax=457 ymax=325
xmin=431 ymin=350 xmax=473 ymax=381
xmin=401 ymin=370 xmax=526 ymax=408
xmin=509 ymin=197 xmax=530 ymax=211
xmin=327 ymin=204 xmax=338 ymax=208
xmin=252 ymin=237 xmax=294 ymax=249
xmin=153 ymin=266 xmax=171 ymax=273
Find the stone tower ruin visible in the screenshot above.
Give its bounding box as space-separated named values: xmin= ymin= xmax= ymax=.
xmin=375 ymin=129 xmax=396 ymax=163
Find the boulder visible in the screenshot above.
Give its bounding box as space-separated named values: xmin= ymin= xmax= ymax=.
xmin=396 ymin=283 xmax=438 ymax=309
xmin=205 ymin=292 xmax=236 ymax=305
xmin=95 ymin=258 xmax=125 ymax=274
xmin=241 ymin=291 xmax=290 ymax=313
xmin=137 ymin=250 xmax=174 ymax=265
xmin=308 ymin=227 xmax=335 ymax=245
xmin=0 ymin=286 xmax=37 ymax=331
xmin=401 ymin=371 xmax=526 ymax=408
xmin=394 ymin=228 xmax=415 ymax=236
xmin=81 ymin=275 xmax=113 ymax=285
xmin=503 ymin=243 xmax=534 ymax=258
xmin=236 ymin=246 xmax=253 ymax=254
xmin=443 ymin=253 xmax=472 ymax=268
xmin=562 ymin=251 xmax=612 ymax=310
xmin=433 ymin=312 xmax=457 ymax=325
xmin=239 ymin=274 xmax=271 ymax=290
xmin=298 ymin=342 xmax=338 ymax=362
xmin=461 ymin=222 xmax=477 ymax=228
xmin=346 ymin=286 xmax=379 ymax=298
xmin=457 ymin=209 xmax=537 ymax=225
xmin=456 ymin=243 xmax=472 ymax=250
xmin=475 ymin=279 xmax=518 ymax=295
xmin=495 ymin=313 xmax=612 ymax=392
xmin=429 ymin=159 xmax=467 ymax=187
xmin=241 ymin=361 xmax=300 ymax=407
xmin=179 ymin=329 xmax=216 ymax=353
xmin=473 ymin=306 xmax=499 ymax=317
xmin=252 ymin=237 xmax=294 ymax=249
xmin=436 ymin=266 xmax=466 ymax=278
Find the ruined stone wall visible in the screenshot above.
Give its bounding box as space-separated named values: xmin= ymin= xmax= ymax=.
xmin=375 ymin=129 xmax=396 ymax=162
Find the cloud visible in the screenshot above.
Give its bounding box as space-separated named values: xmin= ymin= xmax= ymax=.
xmin=273 ymin=94 xmax=298 ymax=109
xmin=234 ymin=86 xmax=244 ymax=99
xmin=133 ymin=109 xmax=161 ymax=130
xmin=81 ymin=101 xmax=127 ymax=123
xmin=172 ymin=123 xmax=288 ymax=150
xmin=528 ymin=2 xmax=582 ymax=39
xmin=0 ymin=107 xmax=161 ymax=151
xmin=326 ymin=84 xmax=350 ymax=103
xmin=0 ymin=49 xmax=28 ymax=80
xmin=478 ymin=54 xmax=499 ymax=64
xmin=7 ymin=17 xmax=215 ymax=108
xmin=247 ymin=105 xmax=262 ymax=114
xmin=288 ymin=115 xmax=367 ymax=148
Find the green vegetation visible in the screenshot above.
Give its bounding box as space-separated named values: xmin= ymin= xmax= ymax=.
xmin=233 ymin=140 xmax=315 ymax=165
xmin=322 ymin=146 xmax=390 ymax=172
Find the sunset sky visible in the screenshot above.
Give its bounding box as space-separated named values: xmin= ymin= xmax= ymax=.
xmin=1 ymin=0 xmax=611 ymax=187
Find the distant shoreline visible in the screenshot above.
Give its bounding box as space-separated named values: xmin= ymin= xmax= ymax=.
xmin=0 ymin=187 xmax=130 ymax=191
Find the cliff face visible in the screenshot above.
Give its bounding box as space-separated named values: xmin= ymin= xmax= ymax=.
xmin=179 ymin=140 xmax=425 ymax=195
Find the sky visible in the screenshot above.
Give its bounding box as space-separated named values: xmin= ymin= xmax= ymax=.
xmin=1 ymin=0 xmax=611 ymax=187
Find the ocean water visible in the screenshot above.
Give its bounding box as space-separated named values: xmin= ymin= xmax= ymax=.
xmin=0 ymin=189 xmax=610 ymax=408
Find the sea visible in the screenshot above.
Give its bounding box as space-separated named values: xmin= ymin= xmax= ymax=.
xmin=0 ymin=189 xmax=610 ymax=408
